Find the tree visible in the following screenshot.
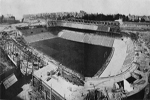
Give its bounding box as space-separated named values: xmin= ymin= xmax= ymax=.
xmin=141 ymin=18 xmax=145 ymax=22
xmin=1 ymin=15 xmax=4 ymax=23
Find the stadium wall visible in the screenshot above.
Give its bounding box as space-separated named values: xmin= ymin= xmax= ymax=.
xmin=61 ymin=22 xmax=98 ymax=31
xmin=47 ymin=20 xmax=120 ymax=33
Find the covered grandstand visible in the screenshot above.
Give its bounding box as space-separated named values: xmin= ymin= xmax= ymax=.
xmin=47 ymin=19 xmax=120 ymax=32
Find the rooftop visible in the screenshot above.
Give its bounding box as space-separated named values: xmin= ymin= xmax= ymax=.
xmin=33 ymin=63 xmax=84 ymax=100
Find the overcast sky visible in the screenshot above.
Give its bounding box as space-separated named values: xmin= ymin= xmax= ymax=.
xmin=0 ymin=0 xmax=150 ymax=19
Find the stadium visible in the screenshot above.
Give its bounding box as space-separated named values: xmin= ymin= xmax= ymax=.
xmin=1 ymin=19 xmax=149 ymax=100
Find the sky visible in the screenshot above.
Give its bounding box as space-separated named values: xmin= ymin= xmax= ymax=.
xmin=0 ymin=0 xmax=150 ymax=20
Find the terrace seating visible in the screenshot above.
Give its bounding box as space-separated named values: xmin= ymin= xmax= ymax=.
xmin=123 ymin=57 xmax=133 ymax=66
xmin=60 ymin=30 xmax=84 ymax=42
xmin=102 ymin=36 xmax=110 ymax=46
xmin=83 ymin=34 xmax=90 ymax=43
xmin=122 ymin=63 xmax=132 ymax=69
xmin=24 ymin=32 xmax=55 ymax=43
xmin=90 ymin=35 xmax=114 ymax=47
xmin=108 ymin=38 xmax=115 ymax=47
xmin=126 ymin=51 xmax=134 ymax=58
xmin=123 ymin=53 xmax=134 ymax=66
xmin=20 ymin=28 xmax=47 ymax=36
xmin=126 ymin=40 xmax=134 ymax=53
xmin=59 ymin=30 xmax=115 ymax=47
xmin=121 ymin=38 xmax=135 ymax=70
xmin=66 ymin=22 xmax=72 ymax=27
xmin=97 ymin=25 xmax=110 ymax=32
xmin=122 ymin=41 xmax=135 ymax=69
xmin=90 ymin=35 xmax=103 ymax=45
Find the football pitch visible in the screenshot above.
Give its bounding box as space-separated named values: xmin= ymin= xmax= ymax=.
xmin=31 ymin=37 xmax=112 ymax=77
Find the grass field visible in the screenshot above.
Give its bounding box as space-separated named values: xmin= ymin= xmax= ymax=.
xmin=30 ymin=37 xmax=112 ymax=77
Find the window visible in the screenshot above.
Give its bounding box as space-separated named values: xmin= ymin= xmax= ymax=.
xmin=126 ymin=76 xmax=136 ymax=84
